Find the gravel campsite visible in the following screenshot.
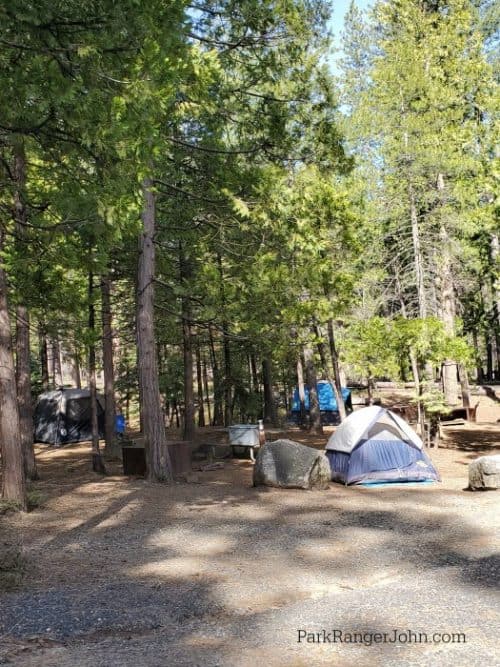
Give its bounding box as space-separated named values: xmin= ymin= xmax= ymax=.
xmin=1 ymin=393 xmax=498 ymax=667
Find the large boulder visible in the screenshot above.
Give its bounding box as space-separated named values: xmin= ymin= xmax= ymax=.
xmin=253 ymin=439 xmax=331 ymax=490
xmin=469 ymin=455 xmax=500 ymax=491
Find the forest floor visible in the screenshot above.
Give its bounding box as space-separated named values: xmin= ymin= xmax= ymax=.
xmin=1 ymin=392 xmax=499 ymax=666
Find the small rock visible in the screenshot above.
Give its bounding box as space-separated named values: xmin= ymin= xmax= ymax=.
xmin=469 ymin=455 xmax=500 ymax=490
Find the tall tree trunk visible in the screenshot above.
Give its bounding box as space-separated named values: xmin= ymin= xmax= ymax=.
xmin=326 ymin=319 xmax=347 ymax=419
xmin=13 ymin=143 xmax=37 ymax=480
xmin=436 ymin=175 xmax=459 ymax=404
xmin=250 ymin=354 xmax=260 ymax=394
xmin=88 ymin=271 xmax=106 ymax=474
xmin=137 ymin=177 xmax=172 ymax=481
xmin=262 ymin=357 xmax=277 ymax=424
xmin=395 ymin=270 xmax=423 ymax=431
xmin=39 ymin=324 xmax=49 ymax=390
xmin=202 ymin=352 xmax=212 ymax=426
xmin=52 ymin=338 xmax=63 ymax=387
xmin=458 ymin=363 xmax=471 ymax=412
xmin=209 ymin=326 xmax=223 ymax=426
xmin=195 ymin=340 xmax=205 ymax=427
xmin=472 ymin=330 xmax=483 ymax=382
xmin=72 ymin=352 xmax=82 ymax=388
xmin=216 ymin=254 xmax=232 ymax=426
xmin=101 ymin=275 xmax=118 ymax=457
xmin=0 ymin=229 xmax=27 ymax=509
xmin=180 ymin=242 xmax=195 ymax=440
xmin=16 ymin=308 xmax=37 ymax=480
xmin=296 ymin=355 xmax=307 ymax=426
xmin=303 ymin=344 xmax=323 ymax=434
xmin=409 ymin=183 xmax=427 ymax=319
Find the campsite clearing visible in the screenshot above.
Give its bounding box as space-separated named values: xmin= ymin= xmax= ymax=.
xmin=1 ymin=397 xmax=499 ymax=667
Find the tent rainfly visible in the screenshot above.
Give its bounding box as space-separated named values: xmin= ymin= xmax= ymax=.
xmin=325 ymin=406 xmax=440 ymax=485
xmin=34 ymin=388 xmax=105 ymax=446
xmin=291 ymin=381 xmax=353 ymax=425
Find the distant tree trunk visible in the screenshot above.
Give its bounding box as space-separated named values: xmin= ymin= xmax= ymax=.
xmin=180 ymin=243 xmax=195 ymax=440
xmin=250 ymin=354 xmax=260 ymax=394
xmin=485 ymin=335 xmax=493 ymax=380
xmin=458 ymin=363 xmax=471 ymax=414
xmin=88 ymin=271 xmax=106 ymax=474
xmin=52 ymin=338 xmax=63 ymax=387
xmin=326 ymin=319 xmax=347 ymax=420
xmin=0 ymin=228 xmax=27 ymax=509
xmin=436 ymin=176 xmax=459 ymax=405
xmin=313 ymin=321 xmax=345 ymax=422
xmin=195 ymin=341 xmax=205 ymax=427
xmin=472 ymin=330 xmax=483 ymax=382
xmin=296 ymin=355 xmax=307 ymax=426
xmin=137 ymin=177 xmax=172 ymax=481
xmin=209 ymin=326 xmax=223 ymax=426
xmin=202 ymin=352 xmax=212 ymax=426
xmin=303 ymin=344 xmax=322 ymax=434
xmin=395 ymin=271 xmax=423 ymax=430
xmin=13 ymin=144 xmax=37 ymax=480
xmin=409 ymin=182 xmax=427 ymax=319
xmin=101 ymin=275 xmax=118 ymax=457
xmin=39 ymin=324 xmax=49 ymax=390
xmin=262 ymin=357 xmax=277 ymax=424
xmin=72 ymin=352 xmax=82 ymax=388
xmin=216 ymin=253 xmax=233 ymax=426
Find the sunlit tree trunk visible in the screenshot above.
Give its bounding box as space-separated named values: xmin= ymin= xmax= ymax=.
xmin=101 ymin=275 xmax=118 ymax=456
xmin=262 ymin=357 xmax=277 ymax=424
xmin=0 ymin=229 xmax=27 ymax=509
xmin=137 ymin=177 xmax=172 ymax=481
xmin=88 ymin=271 xmax=106 ymax=474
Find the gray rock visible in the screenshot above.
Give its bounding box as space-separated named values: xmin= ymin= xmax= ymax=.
xmin=253 ymin=439 xmax=331 ymax=490
xmin=469 ymin=455 xmax=500 ymax=490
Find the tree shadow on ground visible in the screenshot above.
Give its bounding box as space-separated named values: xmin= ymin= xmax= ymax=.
xmin=1 ymin=448 xmax=499 ymax=666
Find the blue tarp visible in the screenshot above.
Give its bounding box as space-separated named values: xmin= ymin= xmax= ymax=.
xmin=291 ymin=382 xmax=351 ymax=412
xmin=326 ymin=439 xmax=441 ymax=485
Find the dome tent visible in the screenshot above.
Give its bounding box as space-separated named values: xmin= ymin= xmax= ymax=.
xmin=34 ymin=388 xmax=105 ymax=446
xmin=325 ymin=406 xmax=440 ymax=485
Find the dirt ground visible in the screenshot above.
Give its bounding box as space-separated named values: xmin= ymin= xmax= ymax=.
xmin=1 ymin=392 xmax=499 ymax=666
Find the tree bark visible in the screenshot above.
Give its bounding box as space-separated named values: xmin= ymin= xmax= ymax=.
xmin=51 ymin=337 xmax=63 ymax=388
xmin=72 ymin=352 xmax=82 ymax=388
xmin=101 ymin=275 xmax=118 ymax=457
xmin=296 ymin=355 xmax=307 ymax=426
xmin=13 ymin=144 xmax=37 ymax=479
xmin=326 ymin=320 xmax=347 ymax=421
xmin=209 ymin=326 xmax=223 ymax=425
xmin=180 ymin=242 xmax=195 ymax=440
xmin=137 ymin=177 xmax=172 ymax=481
xmin=88 ymin=271 xmax=106 ymax=474
xmin=409 ymin=183 xmax=427 ymax=319
xmin=195 ymin=340 xmax=205 ymax=427
xmin=250 ymin=354 xmax=260 ymax=394
xmin=16 ymin=308 xmax=37 ymax=479
xmin=262 ymin=357 xmax=277 ymax=424
xmin=303 ymin=344 xmax=323 ymax=434
xmin=39 ymin=324 xmax=49 ymax=391
xmin=0 ymin=229 xmax=27 ymax=509
xmin=216 ymin=254 xmax=232 ymax=426
xmin=202 ymin=351 xmax=212 ymax=426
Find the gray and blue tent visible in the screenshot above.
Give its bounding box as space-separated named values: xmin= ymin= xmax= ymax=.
xmin=291 ymin=381 xmax=352 ymax=425
xmin=34 ymin=388 xmax=105 ymax=446
xmin=325 ymin=406 xmax=440 ymax=485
